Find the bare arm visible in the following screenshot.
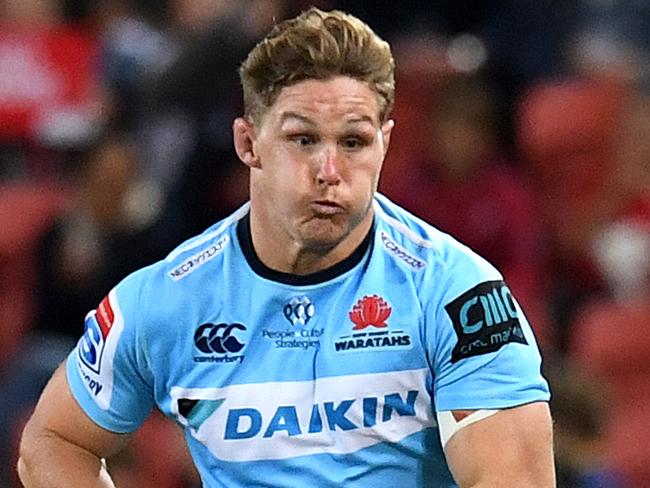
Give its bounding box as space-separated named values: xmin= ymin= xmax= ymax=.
xmin=18 ymin=364 xmax=130 ymax=487
xmin=444 ymin=402 xmax=555 ymax=488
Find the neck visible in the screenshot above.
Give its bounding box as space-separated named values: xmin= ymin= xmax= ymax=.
xmin=248 ymin=207 xmax=374 ymax=276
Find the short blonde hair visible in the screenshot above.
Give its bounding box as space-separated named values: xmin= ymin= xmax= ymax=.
xmin=239 ymin=7 xmax=395 ymax=123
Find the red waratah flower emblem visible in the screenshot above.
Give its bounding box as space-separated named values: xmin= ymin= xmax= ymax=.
xmin=349 ymin=295 xmax=392 ymax=330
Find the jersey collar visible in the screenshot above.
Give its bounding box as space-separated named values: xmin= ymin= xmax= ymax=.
xmin=236 ymin=212 xmax=374 ymax=285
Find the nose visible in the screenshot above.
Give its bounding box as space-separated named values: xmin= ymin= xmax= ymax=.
xmin=316 ymin=146 xmax=342 ymax=186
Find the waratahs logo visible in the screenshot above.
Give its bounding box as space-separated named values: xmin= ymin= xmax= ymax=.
xmin=349 ymin=295 xmax=392 ymax=330
xmin=193 ymin=323 xmax=246 ymax=364
xmin=334 ymin=295 xmax=411 ymax=353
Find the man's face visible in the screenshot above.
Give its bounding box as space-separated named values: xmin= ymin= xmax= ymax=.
xmin=235 ymin=76 xmax=393 ymax=251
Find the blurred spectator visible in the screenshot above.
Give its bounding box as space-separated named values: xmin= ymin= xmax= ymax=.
xmin=96 ymin=0 xmax=180 ymax=131
xmin=569 ymin=297 xmax=650 ymax=487
xmin=573 ymin=0 xmax=650 ymax=85
xmin=592 ymin=92 xmax=650 ymax=302
xmin=567 ymin=93 xmax=650 ymax=487
xmin=517 ymin=77 xmax=650 ymax=350
xmin=0 ymin=181 xmax=68 ymax=371
xmin=0 ymin=0 xmax=102 ymax=180
xmin=546 ymin=356 xmax=627 ymax=488
xmin=383 ymin=73 xmax=552 ymax=345
xmin=148 ymin=0 xmax=283 ymax=237
xmin=0 ymin=129 xmax=170 ymax=486
xmin=31 ymin=131 xmax=161 ymax=335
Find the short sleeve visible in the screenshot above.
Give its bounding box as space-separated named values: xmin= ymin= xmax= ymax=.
xmin=426 ymin=247 xmax=550 ymax=412
xmin=66 ymin=271 xmax=155 ymax=433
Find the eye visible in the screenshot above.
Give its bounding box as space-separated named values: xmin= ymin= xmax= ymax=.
xmin=289 ymin=134 xmax=316 ymax=147
xmin=341 ymin=136 xmax=368 ymax=150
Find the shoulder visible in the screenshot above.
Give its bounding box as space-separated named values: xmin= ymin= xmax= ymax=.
xmin=163 ymin=203 xmax=248 ymax=281
xmin=113 ymin=204 xmax=249 ymax=320
xmin=373 ymin=194 xmax=501 ymax=288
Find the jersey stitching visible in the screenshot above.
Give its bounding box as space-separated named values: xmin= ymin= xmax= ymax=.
xmin=165 ymin=202 xmax=250 ymax=262
xmin=373 ymin=197 xmax=433 ymax=249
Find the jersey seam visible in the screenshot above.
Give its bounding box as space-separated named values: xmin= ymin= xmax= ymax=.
xmin=165 ymin=202 xmax=250 ymax=262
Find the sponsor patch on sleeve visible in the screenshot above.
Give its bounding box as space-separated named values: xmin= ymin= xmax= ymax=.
xmin=75 ymin=289 xmax=124 ymax=409
xmin=444 ymin=280 xmax=528 ymax=363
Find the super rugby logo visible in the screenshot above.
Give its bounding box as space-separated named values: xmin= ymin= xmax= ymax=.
xmin=78 ymin=295 xmax=114 ymax=374
xmin=334 ymin=295 xmax=412 ymax=352
xmin=75 ymin=290 xmax=124 ymax=409
xmin=194 ymin=323 xmax=246 ymax=363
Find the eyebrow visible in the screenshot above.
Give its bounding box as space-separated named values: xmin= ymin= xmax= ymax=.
xmin=279 ymin=112 xmax=316 ymax=127
xmin=346 ymin=115 xmax=376 ymax=125
xmin=279 ymin=112 xmax=377 ymax=128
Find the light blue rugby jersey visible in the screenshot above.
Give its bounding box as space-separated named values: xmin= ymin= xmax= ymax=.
xmin=67 ymin=194 xmax=549 ymax=487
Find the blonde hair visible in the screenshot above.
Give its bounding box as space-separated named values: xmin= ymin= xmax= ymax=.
xmin=239 ymin=7 xmax=395 ymax=123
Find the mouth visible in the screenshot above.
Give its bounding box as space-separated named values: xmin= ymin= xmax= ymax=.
xmin=309 ymin=200 xmax=345 ymax=216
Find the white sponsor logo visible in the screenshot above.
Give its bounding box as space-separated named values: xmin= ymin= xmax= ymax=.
xmin=380 ymin=232 xmax=427 ymax=270
xmin=169 ymin=236 xmax=229 ymax=281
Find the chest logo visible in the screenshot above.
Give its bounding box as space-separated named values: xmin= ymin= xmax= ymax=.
xmin=261 ymin=296 xmax=322 ymax=350
xmin=333 ymin=296 xmax=412 ymax=353
xmin=194 ymin=323 xmax=246 ymax=364
xmin=283 ymin=296 xmax=315 ymax=326
xmin=349 ymin=295 xmax=391 ymax=330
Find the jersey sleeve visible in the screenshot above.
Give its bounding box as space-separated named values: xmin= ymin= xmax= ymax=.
xmin=425 ymin=244 xmax=550 ymax=412
xmin=66 ymin=269 xmax=155 ymax=433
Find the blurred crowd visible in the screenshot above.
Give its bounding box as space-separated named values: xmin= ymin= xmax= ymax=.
xmin=0 ymin=0 xmax=649 ymax=486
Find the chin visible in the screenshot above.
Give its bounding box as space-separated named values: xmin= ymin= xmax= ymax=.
xmin=299 ymin=220 xmax=350 ymax=250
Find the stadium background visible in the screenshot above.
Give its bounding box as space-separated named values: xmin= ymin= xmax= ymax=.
xmin=0 ymin=0 xmax=648 ymax=486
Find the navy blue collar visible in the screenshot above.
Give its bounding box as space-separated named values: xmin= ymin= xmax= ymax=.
xmin=237 ymin=212 xmax=374 ymax=285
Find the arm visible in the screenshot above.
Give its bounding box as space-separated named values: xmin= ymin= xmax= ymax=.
xmin=18 ymin=364 xmax=130 ymax=488
xmin=444 ymin=402 xmax=555 ymax=488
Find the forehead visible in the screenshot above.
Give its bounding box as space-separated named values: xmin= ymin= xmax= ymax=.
xmin=262 ymin=76 xmax=381 ymax=128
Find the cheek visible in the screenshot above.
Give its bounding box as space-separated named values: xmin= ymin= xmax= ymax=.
xmin=350 ymin=156 xmax=382 ymax=189
xmin=259 ymin=160 xmax=312 ymax=207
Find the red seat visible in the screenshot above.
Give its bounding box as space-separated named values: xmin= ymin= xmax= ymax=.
xmin=516 ymin=77 xmax=632 ymax=282
xmin=0 ymin=182 xmax=68 ymax=369
xmin=570 ymin=298 xmax=650 ymax=487
xmin=110 ymin=412 xmax=199 ymax=488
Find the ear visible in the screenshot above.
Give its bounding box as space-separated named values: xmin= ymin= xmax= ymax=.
xmin=233 ymin=117 xmax=261 ymax=168
xmin=381 ymin=119 xmax=395 ymax=158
